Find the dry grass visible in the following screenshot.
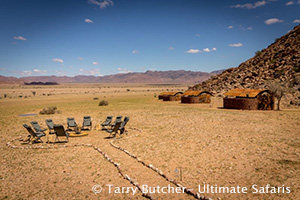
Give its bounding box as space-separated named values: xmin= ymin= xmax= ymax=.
xmin=0 ymin=83 xmax=299 ymax=200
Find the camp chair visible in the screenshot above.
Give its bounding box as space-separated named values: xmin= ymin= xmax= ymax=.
xmin=82 ymin=116 xmax=92 ymax=130
xmin=67 ymin=117 xmax=77 ymax=131
xmin=23 ymin=124 xmax=46 ymax=143
xmin=30 ymin=121 xmax=47 ymax=133
xmin=53 ymin=124 xmax=69 ymax=143
xmin=119 ymin=116 xmax=130 ymax=134
xmin=110 ymin=116 xmax=122 ymax=129
xmin=106 ymin=121 xmax=122 ymax=137
xmin=45 ymin=119 xmax=55 ymax=134
xmin=101 ymin=116 xmax=113 ymax=129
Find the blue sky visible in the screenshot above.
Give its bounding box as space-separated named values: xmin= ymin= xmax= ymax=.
xmin=0 ymin=0 xmax=299 ymax=77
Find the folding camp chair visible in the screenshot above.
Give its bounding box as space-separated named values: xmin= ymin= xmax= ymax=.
xmin=82 ymin=116 xmax=92 ymax=130
xmin=101 ymin=116 xmax=113 ymax=129
xmin=119 ymin=116 xmax=129 ymax=135
xmin=23 ymin=124 xmax=46 ymax=143
xmin=67 ymin=117 xmax=77 ymax=131
xmin=30 ymin=121 xmax=47 ymax=133
xmin=110 ymin=116 xmax=122 ymax=129
xmin=45 ymin=119 xmax=55 ymax=134
xmin=53 ymin=124 xmax=69 ymax=143
xmin=106 ymin=121 xmax=122 ymax=137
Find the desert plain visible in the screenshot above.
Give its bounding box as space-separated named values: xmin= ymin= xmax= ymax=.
xmin=0 ymin=83 xmax=299 ymax=200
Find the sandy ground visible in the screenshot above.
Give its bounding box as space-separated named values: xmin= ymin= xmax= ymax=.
xmin=0 ymin=83 xmax=299 ymax=200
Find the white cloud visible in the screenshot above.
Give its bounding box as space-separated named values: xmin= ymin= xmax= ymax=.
xmin=20 ymin=71 xmax=32 ymax=76
xmin=79 ymin=68 xmax=102 ymax=76
xmin=186 ymin=49 xmax=201 ymax=54
xmin=264 ymin=18 xmax=283 ymax=25
xmin=13 ymin=36 xmax=27 ymax=41
xmin=195 ymin=34 xmax=201 ymax=37
xmin=186 ymin=47 xmax=216 ymax=53
xmin=168 ymin=47 xmax=174 ymax=50
xmin=52 ymin=58 xmax=64 ymax=63
xmin=33 ymin=69 xmax=47 ymax=74
xmin=293 ymin=19 xmax=300 ymax=23
xmin=117 ymin=67 xmax=132 ymax=74
xmin=229 ymin=43 xmax=243 ymax=47
xmin=85 ymin=18 xmax=94 ymax=23
xmin=203 ymin=47 xmax=217 ymax=52
xmin=78 ymin=57 xmax=84 ymax=60
xmin=203 ymin=48 xmax=211 ymax=52
xmin=56 ymin=71 xmax=66 ymax=76
xmin=132 ymin=50 xmax=139 ymax=54
xmin=230 ymin=0 xmax=267 ymax=9
xmin=286 ymin=1 xmax=294 ymax=5
xmin=88 ymin=0 xmax=113 ymax=9
xmin=17 ymin=69 xmax=48 ymax=76
xmin=247 ymin=26 xmax=253 ymax=30
xmin=228 ymin=25 xmax=233 ymax=29
xmin=92 ymin=62 xmax=98 ymax=65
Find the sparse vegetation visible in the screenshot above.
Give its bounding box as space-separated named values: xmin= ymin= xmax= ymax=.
xmin=39 ymin=106 xmax=60 ymax=114
xmin=294 ymin=65 xmax=300 ymax=72
xmin=0 ymin=83 xmax=299 ymax=200
xmin=255 ymin=50 xmax=262 ymax=56
xmin=32 ymin=91 xmax=36 ymax=96
xmin=267 ymin=81 xmax=292 ymax=110
xmin=98 ymin=100 xmax=109 ymax=106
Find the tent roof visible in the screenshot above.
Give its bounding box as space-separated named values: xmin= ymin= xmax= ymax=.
xmin=224 ymin=88 xmax=269 ymax=98
xmin=182 ymin=90 xmax=212 ymax=96
xmin=159 ymin=91 xmax=183 ymax=96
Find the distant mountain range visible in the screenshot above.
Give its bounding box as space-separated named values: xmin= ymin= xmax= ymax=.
xmin=0 ymin=70 xmax=225 ymax=84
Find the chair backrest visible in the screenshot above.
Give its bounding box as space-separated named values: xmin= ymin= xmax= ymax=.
xmin=67 ymin=117 xmax=76 ymax=127
xmin=53 ymin=124 xmax=67 ymax=136
xmin=112 ymin=121 xmax=122 ymax=133
xmin=120 ymin=116 xmax=129 ymax=129
xmin=45 ymin=119 xmax=54 ymax=129
xmin=112 ymin=116 xmax=122 ymax=126
xmin=105 ymin=116 xmax=113 ymax=123
xmin=23 ymin=124 xmax=36 ymax=137
xmin=30 ymin=121 xmax=42 ymax=132
xmin=83 ymin=116 xmax=91 ymax=126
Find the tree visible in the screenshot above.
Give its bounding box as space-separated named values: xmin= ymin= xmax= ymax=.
xmin=267 ymin=81 xmax=291 ymax=110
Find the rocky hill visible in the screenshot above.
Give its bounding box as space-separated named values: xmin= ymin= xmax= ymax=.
xmin=0 ymin=70 xmax=223 ymax=84
xmin=191 ymin=24 xmax=300 ymax=103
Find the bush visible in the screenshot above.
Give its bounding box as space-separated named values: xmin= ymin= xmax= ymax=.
xmin=99 ymin=100 xmax=109 ymax=106
xmin=93 ymin=97 xmax=99 ymax=100
xmin=39 ymin=106 xmax=59 ymax=115
xmin=255 ymin=51 xmax=262 ymax=56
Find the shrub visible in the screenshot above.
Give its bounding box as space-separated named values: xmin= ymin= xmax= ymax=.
xmin=93 ymin=97 xmax=99 ymax=100
xmin=32 ymin=91 xmax=36 ymax=96
xmin=255 ymin=51 xmax=262 ymax=56
xmin=39 ymin=106 xmax=59 ymax=115
xmin=99 ymin=100 xmax=109 ymax=106
xmin=293 ymin=65 xmax=300 ymax=72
